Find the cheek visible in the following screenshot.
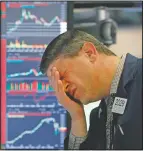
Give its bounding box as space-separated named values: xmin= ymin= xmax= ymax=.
xmin=75 ymin=81 xmax=88 ymax=100
xmin=83 ymin=74 xmax=98 ymax=97
xmin=69 ymin=75 xmax=85 ymax=95
xmin=67 ymin=67 xmax=91 ymax=91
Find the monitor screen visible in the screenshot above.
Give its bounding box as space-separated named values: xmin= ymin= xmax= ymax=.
xmin=1 ymin=1 xmax=70 ymax=149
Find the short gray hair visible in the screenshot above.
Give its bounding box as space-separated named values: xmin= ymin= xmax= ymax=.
xmin=40 ymin=30 xmax=116 ymax=74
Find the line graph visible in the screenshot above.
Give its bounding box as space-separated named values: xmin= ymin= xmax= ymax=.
xmin=7 ymin=69 xmax=42 ymax=78
xmin=7 ymin=9 xmax=61 ymax=33
xmin=6 ymin=114 xmax=67 ymax=149
xmin=7 ymin=60 xmax=43 ymax=79
xmin=6 ymin=92 xmax=60 ymax=112
xmin=7 ymin=91 xmax=56 ymax=104
xmin=23 ymin=92 xmax=55 ymax=103
xmin=6 ymin=4 xmax=67 ymax=37
xmin=7 ymin=118 xmax=60 ymax=144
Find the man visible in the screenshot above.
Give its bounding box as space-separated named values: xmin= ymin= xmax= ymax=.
xmin=40 ymin=30 xmax=142 ymax=150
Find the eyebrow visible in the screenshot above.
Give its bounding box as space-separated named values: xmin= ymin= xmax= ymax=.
xmin=58 ymin=69 xmax=67 ymax=81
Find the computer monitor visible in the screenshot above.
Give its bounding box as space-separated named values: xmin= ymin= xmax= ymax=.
xmin=1 ymin=1 xmax=73 ymax=149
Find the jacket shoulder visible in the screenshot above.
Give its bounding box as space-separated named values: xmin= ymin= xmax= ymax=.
xmin=90 ymin=106 xmax=99 ymax=117
xmin=89 ymin=106 xmax=101 ymax=123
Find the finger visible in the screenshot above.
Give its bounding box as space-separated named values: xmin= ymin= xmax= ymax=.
xmin=54 ymin=71 xmax=60 ymax=92
xmin=57 ymin=80 xmax=71 ymax=108
xmin=51 ymin=75 xmax=54 ymax=89
xmin=52 ymin=67 xmax=57 ymax=75
xmin=50 ymin=70 xmax=53 ymax=86
xmin=58 ymin=80 xmax=65 ymax=94
xmin=48 ymin=77 xmax=52 ymax=86
xmin=49 ymin=80 xmax=53 ymax=88
xmin=57 ymin=80 xmax=65 ymax=102
xmin=51 ymin=68 xmax=56 ymax=88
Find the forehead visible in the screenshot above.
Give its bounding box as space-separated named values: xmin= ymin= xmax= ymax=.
xmin=46 ymin=58 xmax=69 ymax=77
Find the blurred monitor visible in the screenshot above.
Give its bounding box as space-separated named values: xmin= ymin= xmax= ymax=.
xmin=1 ymin=1 xmax=73 ymax=149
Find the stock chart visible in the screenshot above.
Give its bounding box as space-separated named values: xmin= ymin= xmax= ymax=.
xmin=1 ymin=2 xmax=68 ymax=149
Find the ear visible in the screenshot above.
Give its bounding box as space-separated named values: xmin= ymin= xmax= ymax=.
xmin=81 ymin=42 xmax=98 ymax=63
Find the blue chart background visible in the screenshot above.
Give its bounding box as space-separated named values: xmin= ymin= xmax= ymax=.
xmin=5 ymin=2 xmax=67 ymax=38
xmin=2 ymin=1 xmax=68 ymax=149
xmin=7 ymin=113 xmax=66 ymax=149
xmin=7 ymin=60 xmax=43 ymax=79
xmin=6 ymin=94 xmax=63 ymax=113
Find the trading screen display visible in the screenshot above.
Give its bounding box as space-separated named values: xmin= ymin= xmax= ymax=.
xmin=1 ymin=2 xmax=67 ymax=149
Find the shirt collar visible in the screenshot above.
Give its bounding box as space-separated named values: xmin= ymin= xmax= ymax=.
xmin=110 ymin=54 xmax=126 ymax=94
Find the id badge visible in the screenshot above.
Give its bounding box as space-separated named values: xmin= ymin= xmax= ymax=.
xmin=112 ymin=97 xmax=127 ymax=114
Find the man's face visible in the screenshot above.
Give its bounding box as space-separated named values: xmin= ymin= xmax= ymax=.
xmin=47 ymin=43 xmax=104 ymax=105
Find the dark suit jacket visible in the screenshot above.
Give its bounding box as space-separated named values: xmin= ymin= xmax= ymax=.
xmin=64 ymin=53 xmax=142 ymax=150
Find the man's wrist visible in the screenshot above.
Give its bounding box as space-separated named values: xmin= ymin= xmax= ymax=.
xmin=70 ymin=130 xmax=87 ymax=138
xmin=70 ymin=111 xmax=86 ymax=122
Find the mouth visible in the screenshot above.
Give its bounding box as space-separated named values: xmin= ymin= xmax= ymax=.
xmin=66 ymin=89 xmax=81 ymax=104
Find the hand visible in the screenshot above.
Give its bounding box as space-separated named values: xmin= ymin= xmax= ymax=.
xmin=49 ymin=67 xmax=85 ymax=120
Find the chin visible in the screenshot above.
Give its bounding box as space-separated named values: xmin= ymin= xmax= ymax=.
xmin=83 ymin=96 xmax=99 ymax=105
xmin=79 ymin=92 xmax=97 ymax=105
xmin=81 ymin=97 xmax=91 ymax=105
xmin=83 ymin=102 xmax=89 ymax=105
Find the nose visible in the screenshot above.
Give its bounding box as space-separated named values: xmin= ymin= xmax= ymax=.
xmin=68 ymin=85 xmax=76 ymax=97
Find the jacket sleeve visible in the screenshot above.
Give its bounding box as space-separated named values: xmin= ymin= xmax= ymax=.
xmin=79 ymin=106 xmax=106 ymax=150
xmin=64 ymin=108 xmax=100 ymax=150
xmin=64 ymin=101 xmax=106 ymax=150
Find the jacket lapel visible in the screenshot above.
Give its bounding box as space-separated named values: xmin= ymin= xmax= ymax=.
xmin=115 ymin=53 xmax=138 ymax=125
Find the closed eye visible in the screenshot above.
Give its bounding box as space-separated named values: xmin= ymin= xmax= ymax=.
xmin=61 ymin=78 xmax=70 ymax=91
xmin=66 ymin=84 xmax=69 ymax=90
xmin=60 ymin=70 xmax=70 ymax=91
